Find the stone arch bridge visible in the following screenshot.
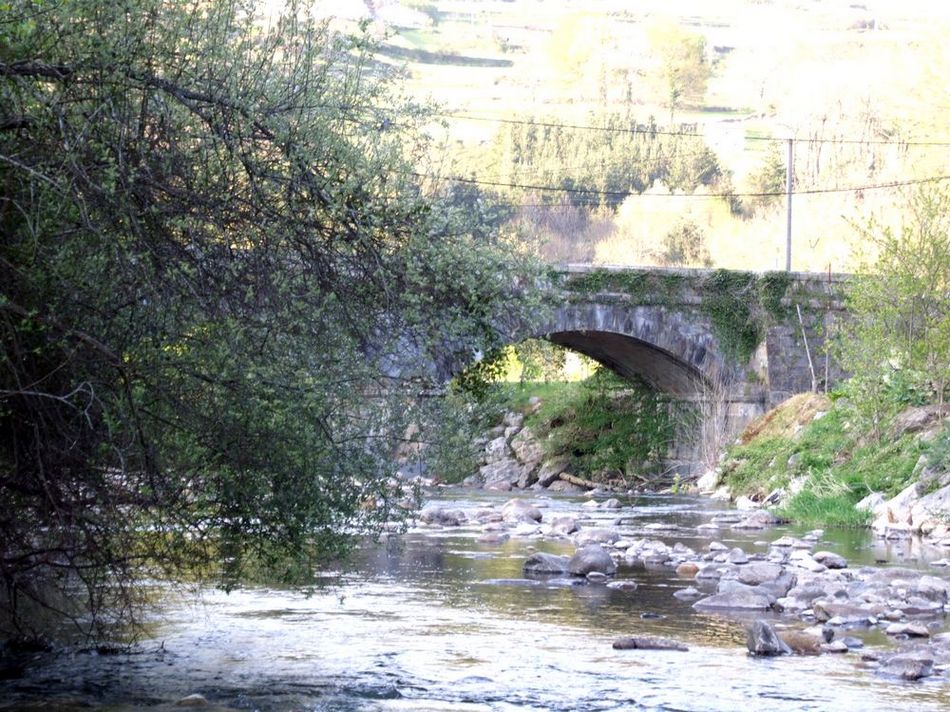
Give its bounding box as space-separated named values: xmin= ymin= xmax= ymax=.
xmin=493 ymin=265 xmax=848 ymax=454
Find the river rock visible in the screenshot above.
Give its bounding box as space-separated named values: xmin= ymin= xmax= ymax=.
xmin=419 ymin=506 xmax=466 ymax=527
xmin=175 ymin=695 xmax=210 ymax=708
xmin=510 ymin=427 xmax=544 ymax=466
xmin=717 ymin=578 xmax=777 ymax=605
xmin=546 ymin=515 xmax=579 ymax=537
xmin=606 ymin=580 xmax=639 ymax=592
xmin=727 ymin=547 xmax=749 ymax=564
xmin=477 ymin=532 xmax=510 ymax=544
xmin=693 ymin=589 xmax=773 ymax=611
xmin=787 ymin=550 xmax=827 ymax=573
xmin=811 ymin=600 xmax=882 ymax=624
xmin=483 ymin=435 xmax=509 ymax=464
xmin=736 ymin=561 xmax=784 ymax=586
xmin=856 ymin=492 xmax=887 ymax=515
xmin=673 ymin=586 xmax=703 ymax=601
xmin=735 ymin=496 xmax=761 ymax=510
xmin=536 ymin=458 xmax=572 ymax=488
xmin=732 ymin=509 xmax=780 ymax=529
xmin=548 ymin=479 xmax=584 ymax=493
xmin=820 ymin=640 xmax=849 ymax=653
xmin=503 ymin=410 xmax=525 ymax=430
xmin=602 ymin=498 xmax=622 ymax=509
xmin=501 ymin=498 xmax=542 ymax=523
xmin=573 ymin=527 xmax=621 ymax=546
xmin=613 ymin=636 xmax=688 ymax=651
xmin=568 ymin=544 xmax=618 ymax=576
xmin=885 ymin=622 xmax=930 ymax=637
xmin=878 ymin=652 xmax=934 ymax=680
xmin=523 ymin=552 xmax=571 ymax=574
xmin=676 ymin=562 xmax=699 ymax=576
xmin=746 ymin=620 xmax=791 ymax=656
xmin=914 ymin=575 xmax=950 ymax=603
xmin=812 ymin=551 xmax=847 ymax=569
xmin=696 ymin=468 xmax=720 ymax=493
xmin=480 ymin=459 xmax=526 ymax=489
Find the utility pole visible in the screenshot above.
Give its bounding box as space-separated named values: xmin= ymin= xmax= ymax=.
xmin=785 ymin=137 xmax=793 ymax=272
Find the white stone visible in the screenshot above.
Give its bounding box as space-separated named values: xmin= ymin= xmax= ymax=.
xmin=696 ymin=468 xmax=720 ymax=493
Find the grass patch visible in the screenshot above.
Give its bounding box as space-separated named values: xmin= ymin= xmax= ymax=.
xmin=836 ymin=434 xmax=924 ymax=499
xmin=722 ymin=394 xmax=941 ymax=528
xmin=508 ymin=370 xmax=677 ymax=484
xmin=720 ymin=436 xmax=795 ymax=497
xmin=777 ymin=491 xmax=870 ymax=528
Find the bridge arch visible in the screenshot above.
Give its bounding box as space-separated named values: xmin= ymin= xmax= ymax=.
xmin=512 ymin=303 xmax=745 ymax=398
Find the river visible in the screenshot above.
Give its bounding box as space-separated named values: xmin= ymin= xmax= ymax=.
xmin=1 ymin=490 xmax=948 ymax=711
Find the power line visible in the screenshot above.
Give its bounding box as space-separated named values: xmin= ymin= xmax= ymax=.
xmin=413 ymin=171 xmax=950 ymax=201
xmin=436 ymin=112 xmax=950 ymax=148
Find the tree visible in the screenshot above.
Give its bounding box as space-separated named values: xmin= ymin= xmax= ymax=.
xmin=746 ymin=142 xmax=788 ymax=214
xmin=646 ymin=20 xmax=712 ymax=123
xmin=654 ymin=220 xmax=713 ymax=268
xmin=833 ymin=185 xmax=950 ymax=437
xmin=0 ymin=0 xmax=535 ymax=640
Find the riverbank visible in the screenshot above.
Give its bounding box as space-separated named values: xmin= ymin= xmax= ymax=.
xmin=449 ymin=388 xmax=950 ymax=542
xmin=707 ymin=394 xmax=950 ymax=544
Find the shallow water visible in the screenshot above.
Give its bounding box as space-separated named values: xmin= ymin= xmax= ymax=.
xmin=2 ymin=490 xmax=948 ymax=711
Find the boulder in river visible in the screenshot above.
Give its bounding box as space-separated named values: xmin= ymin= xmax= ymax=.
xmin=693 ymin=589 xmax=773 ymax=611
xmin=568 ymin=544 xmax=618 ymax=576
xmin=673 ymin=586 xmax=703 ymax=601
xmin=746 ymin=620 xmax=792 ymax=656
xmin=812 ymin=551 xmax=847 ymax=569
xmin=573 ymin=527 xmax=621 ymax=546
xmin=501 ymin=498 xmax=542 ymax=523
xmin=736 ymin=562 xmax=784 ymax=586
xmin=546 ymin=515 xmax=578 ymax=537
xmin=877 ymin=651 xmax=934 ymax=680
xmin=732 ymin=509 xmax=780 ymax=530
xmin=613 ymin=636 xmax=688 ymax=651
xmin=536 ymin=457 xmax=572 ymax=488
xmin=419 ymin=507 xmax=466 ymax=527
xmin=523 ymin=552 xmax=571 ymax=575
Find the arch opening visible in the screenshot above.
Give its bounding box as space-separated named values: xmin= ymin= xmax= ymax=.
xmin=545 ymin=329 xmax=707 ymax=397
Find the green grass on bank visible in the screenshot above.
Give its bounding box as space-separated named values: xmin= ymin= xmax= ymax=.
xmin=495 ymin=370 xmax=677 ymax=485
xmin=721 ymin=394 xmax=947 ymax=528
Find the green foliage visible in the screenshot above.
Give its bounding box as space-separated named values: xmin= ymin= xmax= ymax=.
xmin=777 ymin=491 xmax=870 ymax=528
xmin=700 ymin=270 xmax=762 ymax=361
xmin=655 ymin=220 xmax=712 ymax=268
xmin=418 ymin=387 xmax=508 ymax=485
xmin=926 ymin=423 xmax=950 ymax=473
xmin=481 ymin=111 xmax=724 ymax=209
xmin=758 ymin=271 xmax=793 ymax=321
xmin=453 ymin=349 xmax=510 ymax=400
xmin=832 ymin=185 xmax=950 ymax=437
xmin=722 ymin=398 xmax=930 ymax=527
xmin=512 ymin=339 xmax=567 ymax=383
xmin=526 ymin=369 xmax=675 ymax=483
xmin=0 ymin=0 xmax=538 ymax=640
xmin=746 ymin=142 xmax=788 ymax=213
xmin=720 ymin=436 xmax=795 ymax=496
